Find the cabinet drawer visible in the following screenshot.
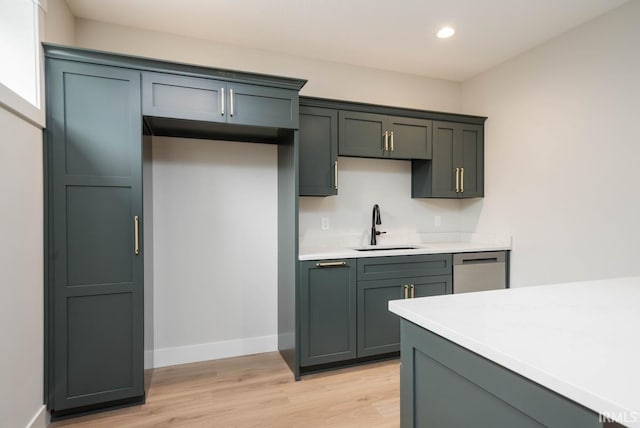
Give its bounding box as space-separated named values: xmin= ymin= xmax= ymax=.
xmin=357 ymin=254 xmax=452 ymax=281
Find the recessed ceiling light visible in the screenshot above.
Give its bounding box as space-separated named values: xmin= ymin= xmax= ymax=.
xmin=437 ymin=26 xmax=455 ymax=39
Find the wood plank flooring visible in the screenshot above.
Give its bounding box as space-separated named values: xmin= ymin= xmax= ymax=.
xmin=51 ymin=352 xmax=400 ymax=427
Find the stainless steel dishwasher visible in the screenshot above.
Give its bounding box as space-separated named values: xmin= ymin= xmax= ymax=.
xmin=453 ymin=251 xmax=507 ymax=294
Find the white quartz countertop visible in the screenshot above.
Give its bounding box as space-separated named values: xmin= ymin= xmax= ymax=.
xmin=389 ymin=277 xmax=640 ymax=427
xmin=299 ymin=239 xmax=510 ymax=261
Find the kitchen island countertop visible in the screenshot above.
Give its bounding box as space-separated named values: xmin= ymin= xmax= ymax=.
xmin=389 ymin=277 xmax=640 ymax=427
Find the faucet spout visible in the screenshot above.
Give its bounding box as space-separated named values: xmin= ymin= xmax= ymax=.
xmin=370 ymin=204 xmax=385 ymax=245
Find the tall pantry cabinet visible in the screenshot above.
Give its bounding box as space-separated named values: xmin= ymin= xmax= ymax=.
xmin=45 ymin=59 xmax=146 ymax=414
xmin=44 ymin=44 xmax=306 ymax=418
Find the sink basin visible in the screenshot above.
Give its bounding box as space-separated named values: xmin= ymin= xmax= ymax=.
xmin=355 ymin=246 xmax=419 ymax=252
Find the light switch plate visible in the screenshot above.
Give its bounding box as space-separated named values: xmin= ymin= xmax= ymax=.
xmin=321 ymin=217 xmax=330 ymax=231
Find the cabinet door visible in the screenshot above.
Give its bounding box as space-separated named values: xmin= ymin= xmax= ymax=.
xmin=357 ymin=279 xmax=404 ymax=357
xmin=226 ymin=82 xmax=298 ymax=129
xmin=459 ymin=124 xmax=484 ymax=198
xmin=47 ymin=60 xmax=144 ymax=412
xmin=410 ymin=275 xmax=452 ymax=298
xmin=412 ymin=121 xmax=485 ymax=199
xmin=299 ymin=107 xmax=338 ymax=196
xmin=142 ymin=72 xmax=225 ymax=122
xmin=430 ymin=121 xmax=460 ymax=198
xmin=299 ymin=260 xmax=357 ymax=367
xmin=338 ymin=111 xmax=387 ymax=158
xmin=388 ymin=116 xmax=432 ymax=160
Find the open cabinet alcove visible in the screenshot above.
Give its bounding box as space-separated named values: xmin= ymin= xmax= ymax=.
xmin=43 ymin=44 xmax=306 ymax=418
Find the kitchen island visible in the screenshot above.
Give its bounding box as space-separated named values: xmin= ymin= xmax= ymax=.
xmin=389 ymin=277 xmax=640 ymax=428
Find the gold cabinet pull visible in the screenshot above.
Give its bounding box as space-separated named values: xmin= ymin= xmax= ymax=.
xmin=316 ymin=261 xmax=346 ymax=268
xmin=134 ymin=215 xmax=140 ymax=255
xmin=383 ymin=131 xmax=389 ymax=151
xmin=221 ymin=88 xmax=225 ymax=116
xmin=230 ymin=88 xmax=234 ymax=116
xmin=334 ymin=160 xmax=338 ymax=190
xmin=404 ymin=284 xmax=409 ymax=299
xmin=460 ymin=167 xmax=464 ymax=193
xmin=410 ymin=284 xmax=415 ymax=298
xmin=390 ymin=131 xmax=394 ymax=152
xmin=455 ymin=168 xmax=460 ymax=193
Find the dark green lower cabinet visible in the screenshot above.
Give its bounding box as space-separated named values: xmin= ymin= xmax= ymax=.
xmin=400 ymin=320 xmax=605 ymax=428
xmin=412 ymin=275 xmax=452 ymax=298
xmin=357 ymin=280 xmax=404 ymax=357
xmin=299 ymin=260 xmax=356 ymax=367
xmin=46 ymin=58 xmax=144 ymax=415
xmin=357 ymin=275 xmax=452 ymax=358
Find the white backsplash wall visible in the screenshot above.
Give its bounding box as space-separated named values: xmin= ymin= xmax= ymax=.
xmin=299 ymin=156 xmax=464 ymax=249
xmin=151 ymin=137 xmax=278 ymax=367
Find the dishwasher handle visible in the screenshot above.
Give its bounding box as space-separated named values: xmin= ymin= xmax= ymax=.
xmin=461 ymin=257 xmax=498 ymax=265
xmin=453 ymin=251 xmax=506 ymax=266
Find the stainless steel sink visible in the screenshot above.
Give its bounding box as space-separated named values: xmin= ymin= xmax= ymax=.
xmin=355 ymin=246 xmax=419 ymax=252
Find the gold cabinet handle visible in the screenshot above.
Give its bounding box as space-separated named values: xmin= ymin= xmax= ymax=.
xmin=410 ymin=284 xmax=415 ymax=298
xmin=383 ymin=131 xmax=389 ymax=151
xmin=134 ymin=215 xmax=140 ymax=255
xmin=460 ymin=167 xmax=464 ymax=193
xmin=334 ymin=160 xmax=338 ymax=190
xmin=390 ymin=131 xmax=394 ymax=152
xmin=230 ymin=88 xmax=234 ymax=116
xmin=221 ymin=88 xmax=225 ymax=116
xmin=404 ymin=284 xmax=409 ymax=299
xmin=455 ymin=168 xmax=460 ymax=193
xmin=316 ymin=261 xmax=346 ymax=268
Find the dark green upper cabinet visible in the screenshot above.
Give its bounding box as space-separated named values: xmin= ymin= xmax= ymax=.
xmin=46 ymin=58 xmax=144 ymax=414
xmin=387 ymin=116 xmax=432 ymax=159
xmin=142 ymin=72 xmax=225 ymax=122
xmin=338 ymin=111 xmax=432 ymax=160
xmin=412 ymin=121 xmax=484 ymax=198
xmin=142 ymin=72 xmax=299 ymax=129
xmin=299 ymin=106 xmax=338 ymax=196
xmin=338 ymin=111 xmax=386 ymax=158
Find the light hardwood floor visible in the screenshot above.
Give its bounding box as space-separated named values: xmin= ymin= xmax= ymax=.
xmin=51 ymin=353 xmax=400 ymax=427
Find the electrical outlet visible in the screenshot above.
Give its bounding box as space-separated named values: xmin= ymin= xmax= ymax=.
xmin=434 ymin=215 xmax=442 ymax=227
xmin=321 ymin=217 xmax=330 ymax=231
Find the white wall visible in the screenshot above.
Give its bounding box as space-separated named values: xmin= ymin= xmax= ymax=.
xmin=73 ymin=19 xmax=464 ymax=364
xmin=74 ymin=19 xmax=461 ymax=111
xmin=300 ymin=157 xmax=463 ymax=249
xmin=44 ymin=0 xmax=76 ymax=45
xmin=0 ymin=2 xmax=74 ymax=427
xmin=150 ymin=137 xmax=278 ymax=367
xmin=0 ymin=107 xmax=44 ymax=428
xmin=461 ymin=0 xmax=640 ymax=286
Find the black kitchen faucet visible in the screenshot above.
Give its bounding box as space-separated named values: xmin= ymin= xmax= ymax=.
xmin=371 ymin=204 xmax=386 ymax=245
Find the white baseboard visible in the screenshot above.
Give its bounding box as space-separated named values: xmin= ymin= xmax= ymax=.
xmin=26 ymin=405 xmax=48 ymax=428
xmin=144 ymin=349 xmax=154 ymax=370
xmin=152 ymin=335 xmax=278 ymax=368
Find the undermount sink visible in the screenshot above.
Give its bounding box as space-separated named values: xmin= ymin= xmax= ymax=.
xmin=355 ymin=246 xmax=419 ymax=252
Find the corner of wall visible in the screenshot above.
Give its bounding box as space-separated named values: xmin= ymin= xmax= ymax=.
xmin=44 ymin=0 xmax=77 ymax=46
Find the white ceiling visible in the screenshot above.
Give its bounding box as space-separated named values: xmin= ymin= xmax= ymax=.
xmin=65 ymin=0 xmax=629 ymax=82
